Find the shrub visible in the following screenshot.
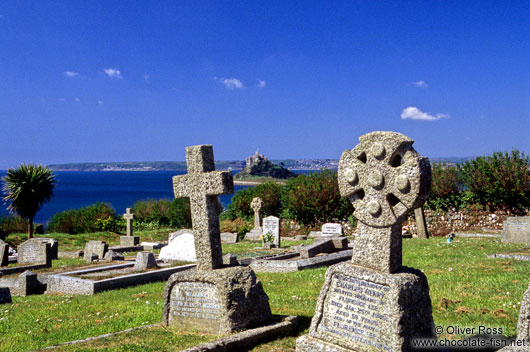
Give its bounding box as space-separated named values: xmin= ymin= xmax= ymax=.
xmin=226 ymin=182 xmax=283 ymax=220
xmin=426 ymin=162 xmax=465 ymax=211
xmin=47 ymin=202 xmax=117 ymax=234
xmin=459 ymin=150 xmax=530 ymax=212
xmin=132 ymin=198 xmax=191 ymax=229
xmin=0 ymin=215 xmax=29 ymax=239
xmin=282 ymin=170 xmax=353 ymax=225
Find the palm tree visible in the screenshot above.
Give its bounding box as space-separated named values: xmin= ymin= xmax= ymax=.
xmin=2 ymin=164 xmax=56 ymax=238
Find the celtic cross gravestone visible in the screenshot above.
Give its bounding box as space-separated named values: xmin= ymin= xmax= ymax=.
xmin=297 ymin=131 xmax=435 ymax=352
xmin=251 ymin=197 xmax=264 ymax=229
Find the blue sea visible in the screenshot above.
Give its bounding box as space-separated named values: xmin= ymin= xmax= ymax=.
xmin=0 ymin=170 xmax=314 ymax=225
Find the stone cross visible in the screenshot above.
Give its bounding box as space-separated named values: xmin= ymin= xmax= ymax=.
xmin=250 ymin=197 xmax=264 ymax=229
xmin=338 ymin=131 xmax=431 ymax=273
xmin=123 ymin=208 xmax=134 ymax=236
xmin=173 ymin=145 xmax=234 ymax=271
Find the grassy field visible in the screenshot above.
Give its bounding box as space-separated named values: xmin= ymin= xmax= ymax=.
xmin=0 ymin=233 xmax=528 ymax=351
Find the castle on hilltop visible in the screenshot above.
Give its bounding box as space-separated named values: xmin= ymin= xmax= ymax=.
xmin=246 ymin=150 xmax=266 ymax=168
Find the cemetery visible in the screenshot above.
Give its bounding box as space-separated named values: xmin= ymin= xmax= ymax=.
xmin=1 ymin=134 xmax=530 ymax=352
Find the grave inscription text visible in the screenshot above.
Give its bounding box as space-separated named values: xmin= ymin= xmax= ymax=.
xmin=169 ymin=282 xmax=221 ymax=322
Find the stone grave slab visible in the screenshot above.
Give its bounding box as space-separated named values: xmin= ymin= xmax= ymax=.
xmin=263 ymin=216 xmax=280 ymax=247
xmin=502 ymin=217 xmax=530 ymax=245
xmin=83 ymin=241 xmax=108 ymax=261
xmin=221 ymin=232 xmax=238 ymax=244
xmin=159 ymin=231 xmax=197 ymax=262
xmin=297 ymin=131 xmax=435 ymax=352
xmin=17 ymin=238 xmax=52 ymax=267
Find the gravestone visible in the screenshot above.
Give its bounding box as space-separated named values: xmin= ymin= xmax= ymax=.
xmin=502 ymin=217 xmax=530 ymax=245
xmin=263 ymin=216 xmax=280 ymax=247
xmin=120 ymin=208 xmax=140 ymax=246
xmin=159 ymin=231 xmax=197 ymax=262
xmin=15 ymin=270 xmax=43 ymax=296
xmin=297 ymin=131 xmax=435 ymax=352
xmin=0 ymin=287 xmax=11 ymax=304
xmin=103 ymin=250 xmax=124 ymax=261
xmin=33 ymin=238 xmax=58 ymax=260
xmin=163 ymin=145 xmax=272 ymax=334
xmin=516 ymin=282 xmax=530 ymax=345
xmin=17 ymin=238 xmax=52 ymax=267
xmin=220 ymin=232 xmax=238 ymax=244
xmin=0 ymin=243 xmax=9 ymax=266
xmin=83 ymin=240 xmax=108 ymax=261
xmin=245 ymin=197 xmax=264 ymax=240
xmin=133 ymin=252 xmax=157 ymax=271
xmin=414 ymin=207 xmax=429 ymax=239
xmin=321 ymin=223 xmax=343 ymax=237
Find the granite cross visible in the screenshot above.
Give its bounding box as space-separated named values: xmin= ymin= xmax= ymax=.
xmin=250 ymin=197 xmax=264 ymax=229
xmin=172 ymin=145 xmax=234 ymax=271
xmin=123 ymin=208 xmax=134 ymax=236
xmin=338 ymin=131 xmax=431 ymax=273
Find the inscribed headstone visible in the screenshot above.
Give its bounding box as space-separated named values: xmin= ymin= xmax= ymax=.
xmin=83 ymin=241 xmax=108 ymax=261
xmin=502 ymin=217 xmax=530 ymax=245
xmin=263 ymin=216 xmax=280 ymax=247
xmin=321 ymin=223 xmax=342 ymax=237
xmin=17 ymin=239 xmax=52 ymax=267
xmin=159 ymin=231 xmax=197 ymax=262
xmin=0 ymin=244 xmax=9 ymax=266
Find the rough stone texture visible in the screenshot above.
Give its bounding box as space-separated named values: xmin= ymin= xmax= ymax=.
xmin=295 ymin=235 xmax=308 ymax=240
xmin=32 ymin=238 xmax=58 ymax=260
xmin=59 ymin=250 xmax=83 ymax=259
xmin=103 ymin=250 xmax=124 ymax=261
xmin=251 ymin=197 xmax=264 ymax=229
xmin=299 ymin=239 xmax=348 ymax=259
xmin=0 ymin=287 xmax=11 ymax=304
xmin=220 ymin=232 xmax=238 ymax=244
xmin=83 ymin=241 xmax=108 ymax=261
xmin=17 ymin=239 xmax=52 ymax=267
xmin=502 ymin=217 xmax=530 ymax=245
xmin=222 ymin=253 xmax=238 ymax=266
xmin=14 ymin=270 xmax=45 ymax=296
xmin=133 ymin=252 xmax=158 ymax=271
xmin=321 ymin=223 xmax=343 ymax=236
xmin=172 ymin=145 xmax=234 ymax=271
xmin=516 ymin=282 xmax=530 ymax=346
xmin=0 ymin=244 xmax=9 ymax=266
xmin=297 ymin=262 xmax=435 ymax=352
xmin=123 ymin=208 xmax=135 ymax=236
xmin=250 ymin=250 xmax=353 ymax=273
xmin=159 ymin=231 xmax=197 ymax=262
xmin=169 ymin=229 xmax=194 ymax=243
xmin=85 ymin=254 xmax=98 ymax=263
xmin=163 ymin=266 xmax=272 ymax=334
xmin=414 ymin=207 xmax=429 ymax=239
xmin=120 ymin=236 xmax=140 ymax=247
xmin=263 ymin=216 xmax=280 ymax=247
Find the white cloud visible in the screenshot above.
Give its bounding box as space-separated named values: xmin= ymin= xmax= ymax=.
xmin=412 ymin=80 xmax=427 ymax=88
xmin=98 ymin=100 xmax=103 ymax=105
xmin=104 ymin=68 xmax=122 ymax=79
xmin=400 ymin=106 xmax=449 ymax=121
xmin=257 ymin=80 xmax=266 ymax=88
xmin=214 ymin=77 xmax=244 ymax=89
xmin=64 ymin=71 xmax=79 ymax=78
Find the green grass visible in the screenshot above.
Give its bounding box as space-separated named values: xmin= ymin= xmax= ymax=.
xmin=0 ymin=236 xmax=528 ymax=351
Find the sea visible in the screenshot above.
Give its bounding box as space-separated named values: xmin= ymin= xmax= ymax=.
xmin=0 ymin=170 xmax=314 ymax=225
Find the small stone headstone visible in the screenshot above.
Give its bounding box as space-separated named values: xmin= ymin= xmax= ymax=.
xmin=321 ymin=223 xmax=342 ymax=237
xmin=0 ymin=244 xmax=9 ymax=266
xmin=133 ymin=252 xmax=157 ymax=271
xmin=0 ymin=287 xmax=11 ymax=304
xmin=83 ymin=240 xmax=108 ymax=261
xmin=17 ymin=239 xmax=52 ymax=267
xmin=159 ymin=231 xmax=197 ymax=262
xmin=414 ymin=207 xmax=429 ymax=239
xmin=263 ymin=216 xmax=280 ymax=247
xmin=85 ymin=253 xmax=98 ymax=263
xmin=16 ymin=270 xmax=40 ymax=296
xmin=103 ymin=250 xmax=124 ymax=261
xmin=169 ymin=229 xmax=193 ymax=244
xmin=502 ymin=217 xmax=530 ymax=245
xmin=141 ymin=242 xmax=164 ymax=250
xmin=220 ymin=232 xmax=238 ymax=244
xmin=34 ymin=238 xmax=58 ymax=260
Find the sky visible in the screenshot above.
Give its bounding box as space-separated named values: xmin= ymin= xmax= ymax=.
xmin=1 ymin=1 xmax=529 ymax=169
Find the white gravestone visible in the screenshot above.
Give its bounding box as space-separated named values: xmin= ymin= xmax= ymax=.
xmin=159 ymin=231 xmax=197 ymax=262
xmin=263 ymin=216 xmax=280 ymax=247
xmin=321 ymin=223 xmax=343 ymax=236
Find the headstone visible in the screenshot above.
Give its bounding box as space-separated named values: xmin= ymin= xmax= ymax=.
xmin=502 ymin=217 xmax=530 ymax=245
xmin=414 ymin=207 xmax=429 ymax=239
xmin=83 ymin=240 xmax=108 ymax=261
xmin=141 ymin=242 xmax=164 ymax=250
xmin=103 ymin=250 xmax=124 ymax=261
xmin=85 ymin=254 xmax=98 ymax=263
xmin=321 ymin=223 xmax=343 ymax=237
xmin=297 ymin=131 xmax=435 ymax=352
xmin=0 ymin=244 xmax=9 ymax=266
xmin=164 ymin=145 xmax=272 ymax=334
xmin=251 ymin=197 xmax=264 ymax=229
xmin=0 ymin=287 xmax=11 ymax=304
xmin=133 ymin=252 xmax=158 ymax=271
xmin=16 ymin=270 xmax=41 ymax=296
xmin=222 ymin=253 xmax=238 ymax=266
xmin=263 ymin=216 xmax=280 ymax=247
xmin=169 ymin=229 xmax=193 ymax=243
xmin=220 ymin=232 xmax=238 ymax=244
xmin=34 ymin=238 xmax=58 ymax=260
xmin=120 ymin=208 xmax=140 ymax=246
xmin=159 ymin=231 xmax=197 ymax=262
xmin=17 ymin=239 xmax=52 ymax=267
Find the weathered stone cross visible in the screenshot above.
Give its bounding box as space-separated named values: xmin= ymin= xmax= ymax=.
xmin=172 ymin=145 xmax=234 ymax=271
xmin=251 ymin=197 xmax=263 ymax=229
xmin=123 ymin=208 xmax=134 ymax=237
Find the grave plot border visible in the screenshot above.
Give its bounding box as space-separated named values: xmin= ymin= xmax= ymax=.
xmin=249 ymin=250 xmax=353 ymax=273
xmin=47 ymin=263 xmax=195 ymax=295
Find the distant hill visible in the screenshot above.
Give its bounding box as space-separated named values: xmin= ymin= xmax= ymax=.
xmin=234 ymin=151 xmax=297 ymax=180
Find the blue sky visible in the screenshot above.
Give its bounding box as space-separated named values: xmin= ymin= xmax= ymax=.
xmin=1 ymin=1 xmax=529 ymax=169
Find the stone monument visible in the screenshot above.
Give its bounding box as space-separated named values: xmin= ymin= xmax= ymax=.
xmin=414 ymin=207 xmax=429 ymax=239
xmin=120 ymin=208 xmax=140 ymax=247
xmin=83 ymin=240 xmax=108 ymax=262
xmin=297 ymin=131 xmax=435 ymax=352
xmin=263 ymin=215 xmax=280 ymax=248
xmin=502 ymin=217 xmax=530 ymax=245
xmin=163 ymin=145 xmax=272 ymax=334
xmin=0 ymin=243 xmax=9 ymax=266
xmin=245 ymin=197 xmax=264 ymax=240
xmin=17 ymin=238 xmax=52 ymax=267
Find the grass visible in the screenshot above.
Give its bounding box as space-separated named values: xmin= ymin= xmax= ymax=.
xmin=0 ymin=235 xmax=528 ymax=351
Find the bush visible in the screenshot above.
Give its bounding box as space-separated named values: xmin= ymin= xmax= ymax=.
xmin=459 ymin=150 xmax=530 ymax=212
xmin=0 ymin=215 xmax=29 ymax=239
xmin=132 ymin=198 xmax=192 ymax=229
xmin=226 ymin=182 xmax=283 ymax=220
xmin=282 ymin=170 xmax=353 ymax=225
xmin=47 ymin=202 xmax=117 ymax=234
xmin=426 ymin=162 xmax=466 ymax=211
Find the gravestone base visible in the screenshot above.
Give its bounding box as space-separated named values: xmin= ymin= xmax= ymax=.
xmin=163 ymin=266 xmax=272 ymax=335
xmin=120 ymin=236 xmax=140 ymax=247
xmin=296 ymin=262 xmax=435 ymax=352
